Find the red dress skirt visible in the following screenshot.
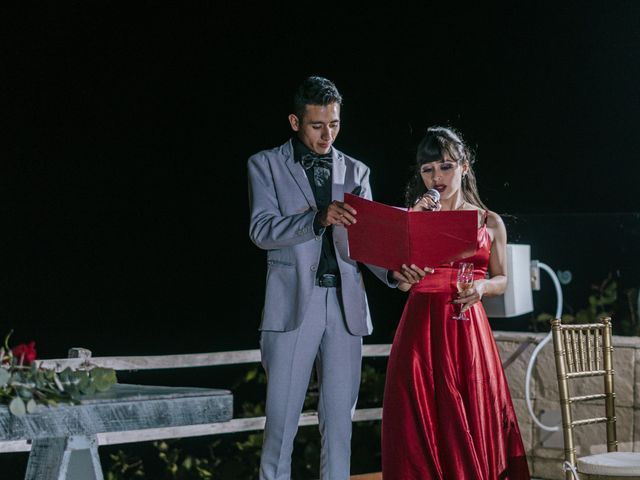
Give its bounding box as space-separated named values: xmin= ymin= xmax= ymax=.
xmin=381 ymin=225 xmax=530 ymax=479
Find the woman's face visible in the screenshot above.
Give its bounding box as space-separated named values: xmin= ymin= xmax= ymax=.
xmin=419 ymin=154 xmax=468 ymax=200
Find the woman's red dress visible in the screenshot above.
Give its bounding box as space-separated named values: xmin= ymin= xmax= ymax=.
xmin=381 ymin=221 xmax=530 ymax=479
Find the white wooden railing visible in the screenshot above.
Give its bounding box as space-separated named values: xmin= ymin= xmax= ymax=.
xmin=0 ymin=344 xmax=392 ymax=454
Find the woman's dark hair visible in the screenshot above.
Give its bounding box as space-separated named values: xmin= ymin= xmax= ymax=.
xmin=404 ymin=126 xmax=487 ymax=210
xmin=292 ymin=76 xmax=342 ymax=119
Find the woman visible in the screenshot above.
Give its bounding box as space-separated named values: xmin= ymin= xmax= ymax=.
xmin=381 ymin=126 xmax=530 ymax=479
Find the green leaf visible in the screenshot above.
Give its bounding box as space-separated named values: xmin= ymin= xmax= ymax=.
xmin=9 ymin=396 xmax=26 ymax=416
xmin=26 ymin=399 xmax=37 ymax=413
xmin=69 ymin=387 xmax=83 ymax=401
xmin=0 ymin=367 xmax=10 ymax=386
xmin=156 ymin=441 xmax=169 ymax=452
xmin=245 ymin=368 xmax=258 ymax=382
xmin=536 ymin=312 xmax=553 ymax=323
xmin=82 ymin=383 xmax=96 ymax=396
xmin=59 ymin=367 xmax=74 ymax=384
xmin=3 ymin=330 xmax=14 ymax=355
xmin=18 ymin=388 xmax=33 ymax=400
xmin=91 ymin=367 xmax=117 ymax=392
xmin=75 ymin=371 xmax=92 ymax=393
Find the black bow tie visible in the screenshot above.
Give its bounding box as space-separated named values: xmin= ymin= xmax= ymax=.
xmin=301 ymin=153 xmax=333 ymax=170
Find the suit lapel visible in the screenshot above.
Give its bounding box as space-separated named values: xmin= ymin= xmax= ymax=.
xmin=332 ymin=150 xmax=345 ymax=202
xmin=283 ymin=141 xmax=316 ymax=208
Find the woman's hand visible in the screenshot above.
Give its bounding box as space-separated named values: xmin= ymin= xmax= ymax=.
xmin=453 ymin=278 xmax=487 ymax=313
xmin=410 ymin=195 xmax=441 ymax=212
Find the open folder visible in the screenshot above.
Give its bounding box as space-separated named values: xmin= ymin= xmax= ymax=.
xmin=344 ymin=193 xmax=478 ymax=271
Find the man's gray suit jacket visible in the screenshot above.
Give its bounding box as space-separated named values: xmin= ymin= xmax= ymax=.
xmin=248 ymin=140 xmax=395 ymax=336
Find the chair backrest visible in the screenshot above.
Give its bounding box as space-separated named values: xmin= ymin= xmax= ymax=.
xmin=551 ymin=317 xmax=617 ymax=473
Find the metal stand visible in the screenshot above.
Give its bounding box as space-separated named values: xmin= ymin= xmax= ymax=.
xmin=26 ymin=435 xmax=103 ymax=480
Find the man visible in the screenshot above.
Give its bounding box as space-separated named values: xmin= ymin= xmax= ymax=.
xmin=248 ymin=76 xmax=425 ymax=480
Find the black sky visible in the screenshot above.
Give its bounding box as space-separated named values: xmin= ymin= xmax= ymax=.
xmin=3 ymin=3 xmax=640 ymax=358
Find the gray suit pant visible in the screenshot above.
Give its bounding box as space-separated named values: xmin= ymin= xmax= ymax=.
xmin=259 ymin=285 xmax=363 ymax=480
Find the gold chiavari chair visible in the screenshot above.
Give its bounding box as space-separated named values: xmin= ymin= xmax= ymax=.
xmin=551 ymin=317 xmax=640 ymax=479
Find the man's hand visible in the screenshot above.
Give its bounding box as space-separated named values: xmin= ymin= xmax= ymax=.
xmin=392 ymin=264 xmax=434 ymax=291
xmin=319 ymin=201 xmax=357 ymax=227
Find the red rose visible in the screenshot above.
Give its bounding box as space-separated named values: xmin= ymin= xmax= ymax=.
xmin=12 ymin=341 xmax=37 ymax=364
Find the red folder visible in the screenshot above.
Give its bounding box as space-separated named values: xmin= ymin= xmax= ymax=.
xmin=344 ymin=193 xmax=478 ymax=271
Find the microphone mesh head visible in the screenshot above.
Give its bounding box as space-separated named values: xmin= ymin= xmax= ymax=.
xmin=426 ymin=188 xmax=440 ymax=203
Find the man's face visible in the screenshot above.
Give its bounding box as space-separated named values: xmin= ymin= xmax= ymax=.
xmin=288 ymin=103 xmax=341 ymax=155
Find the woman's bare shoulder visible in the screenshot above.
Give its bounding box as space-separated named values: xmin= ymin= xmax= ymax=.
xmin=485 ymin=210 xmax=504 ymax=229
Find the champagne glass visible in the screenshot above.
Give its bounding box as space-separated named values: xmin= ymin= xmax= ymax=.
xmin=452 ymin=262 xmax=474 ymax=320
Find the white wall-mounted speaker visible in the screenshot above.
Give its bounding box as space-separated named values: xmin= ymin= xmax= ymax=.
xmin=482 ymin=244 xmax=534 ymax=318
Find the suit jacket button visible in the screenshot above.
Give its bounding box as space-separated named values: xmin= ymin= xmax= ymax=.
xmin=310 ymin=265 xmax=317 ymax=272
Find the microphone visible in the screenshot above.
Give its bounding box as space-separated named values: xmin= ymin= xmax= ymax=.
xmin=414 ymin=188 xmax=440 ymax=210
xmin=424 ymin=188 xmax=440 ymax=204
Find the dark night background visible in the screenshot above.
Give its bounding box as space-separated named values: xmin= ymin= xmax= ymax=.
xmin=4 ymin=2 xmax=640 ymax=354
xmin=1 ymin=3 xmax=640 ymax=473
xmin=3 ymin=3 xmax=640 ymax=352
xmin=0 ymin=0 xmax=640 ymax=478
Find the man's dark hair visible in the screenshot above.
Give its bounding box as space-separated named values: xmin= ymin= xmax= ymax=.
xmin=293 ymin=76 xmax=342 ymax=120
